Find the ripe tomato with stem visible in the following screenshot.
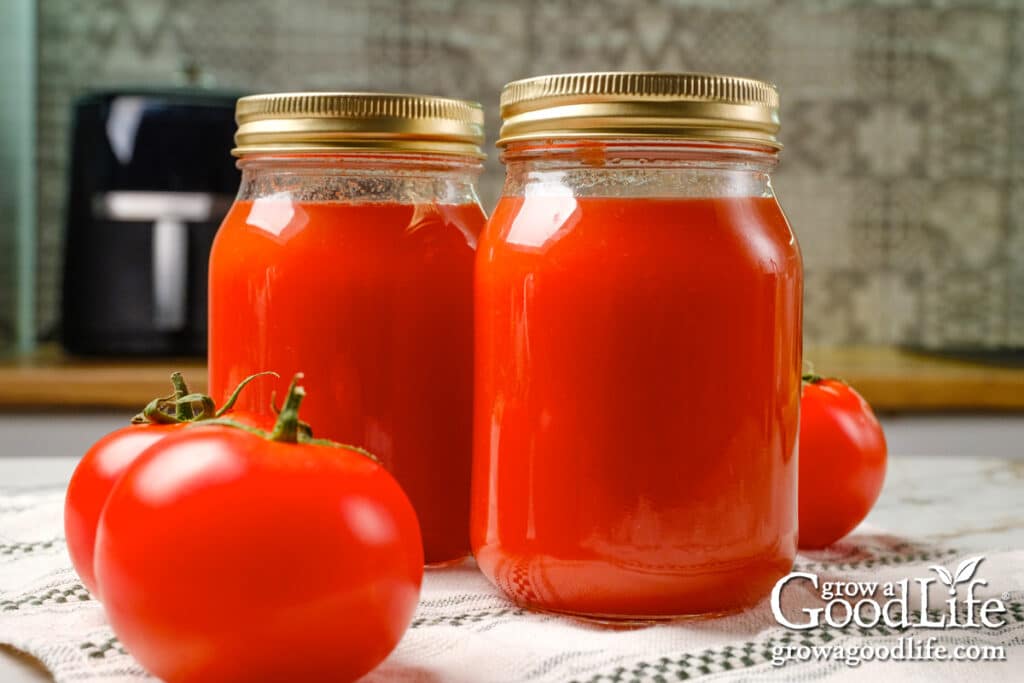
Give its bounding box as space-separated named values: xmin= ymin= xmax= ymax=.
xmin=64 ymin=371 xmax=275 ymax=596
xmin=94 ymin=375 xmax=423 ymax=683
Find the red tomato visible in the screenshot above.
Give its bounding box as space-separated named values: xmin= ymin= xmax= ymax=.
xmin=64 ymin=373 xmax=274 ymax=597
xmin=64 ymin=411 xmax=272 ymax=596
xmin=65 ymin=424 xmax=183 ymax=596
xmin=93 ymin=382 xmax=423 ymax=683
xmin=798 ymin=376 xmax=887 ymax=549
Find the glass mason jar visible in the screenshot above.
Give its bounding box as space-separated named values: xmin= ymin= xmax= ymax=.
xmin=209 ymin=93 xmax=487 ymax=565
xmin=472 ymin=73 xmax=803 ymax=619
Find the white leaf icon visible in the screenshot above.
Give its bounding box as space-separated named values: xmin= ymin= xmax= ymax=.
xmin=930 ymin=565 xmax=954 ymax=586
xmin=954 ymin=556 xmax=984 ymax=584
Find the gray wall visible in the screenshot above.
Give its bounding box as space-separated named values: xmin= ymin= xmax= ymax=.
xmin=23 ymin=0 xmax=1024 ymax=351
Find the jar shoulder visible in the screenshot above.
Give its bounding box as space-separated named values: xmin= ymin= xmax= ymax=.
xmin=213 ymin=198 xmax=486 ymax=259
xmin=481 ymin=194 xmax=800 ymax=272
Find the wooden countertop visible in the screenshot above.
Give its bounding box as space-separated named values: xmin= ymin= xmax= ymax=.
xmin=0 ymin=345 xmax=1021 ymax=412
xmin=0 ymin=347 xmax=205 ymax=410
xmin=803 ymin=346 xmax=1023 ymax=411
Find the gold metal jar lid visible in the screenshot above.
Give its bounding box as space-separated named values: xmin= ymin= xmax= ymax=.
xmin=233 ymin=92 xmax=485 ymax=158
xmin=498 ymin=72 xmax=780 ymax=149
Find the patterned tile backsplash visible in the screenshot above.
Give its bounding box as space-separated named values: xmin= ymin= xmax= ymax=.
xmin=31 ymin=0 xmax=1024 ymax=350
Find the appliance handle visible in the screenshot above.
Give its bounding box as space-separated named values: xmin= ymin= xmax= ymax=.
xmin=93 ymin=191 xmax=233 ymax=221
xmin=152 ymin=218 xmax=189 ymax=332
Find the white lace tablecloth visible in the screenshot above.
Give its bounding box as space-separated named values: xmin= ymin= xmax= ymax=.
xmin=0 ymin=456 xmax=1021 ymax=682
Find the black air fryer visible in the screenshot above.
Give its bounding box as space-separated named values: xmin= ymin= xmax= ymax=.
xmin=61 ymin=90 xmax=240 ymax=356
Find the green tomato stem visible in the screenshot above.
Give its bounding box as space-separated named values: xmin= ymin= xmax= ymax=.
xmin=170 ymin=372 xmax=193 ymax=421
xmin=200 ymin=374 xmax=380 ymax=462
xmin=215 ymin=371 xmax=279 ymax=417
xmin=270 ymin=374 xmax=306 ymax=443
xmin=130 ymin=372 xmax=275 ymax=425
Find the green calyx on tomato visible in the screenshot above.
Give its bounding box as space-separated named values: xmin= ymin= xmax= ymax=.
xmin=201 ymin=373 xmax=379 ymax=461
xmin=131 ymin=371 xmax=278 ymax=425
xmin=802 ymin=364 xmax=850 ymax=386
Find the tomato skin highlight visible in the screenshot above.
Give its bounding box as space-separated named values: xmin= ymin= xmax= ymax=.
xmin=64 ymin=411 xmax=272 ymax=598
xmin=64 ymin=424 xmax=183 ymax=596
xmin=94 ymin=425 xmax=423 ymax=683
xmin=798 ymin=379 xmax=887 ymax=549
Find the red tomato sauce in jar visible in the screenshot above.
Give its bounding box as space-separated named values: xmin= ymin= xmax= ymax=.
xmin=472 ymin=194 xmax=801 ymax=618
xmin=211 ymin=93 xmax=487 ymax=565
xmin=210 ymin=199 xmax=483 ymax=564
